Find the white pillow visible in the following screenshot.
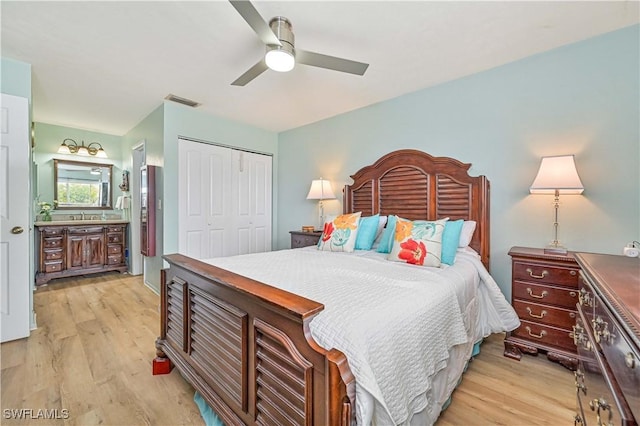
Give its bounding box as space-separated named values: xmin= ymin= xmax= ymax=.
xmin=458 ymin=220 xmax=477 ymax=248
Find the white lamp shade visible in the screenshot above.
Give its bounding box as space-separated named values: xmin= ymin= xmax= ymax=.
xmin=530 ymin=155 xmax=584 ymax=195
xmin=306 ymin=178 xmax=336 ymax=200
xmin=57 ymin=144 xmax=71 ymax=154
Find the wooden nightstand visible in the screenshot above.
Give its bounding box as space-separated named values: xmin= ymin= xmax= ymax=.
xmin=290 ymin=231 xmax=322 ymax=249
xmin=504 ymin=246 xmax=580 ymax=370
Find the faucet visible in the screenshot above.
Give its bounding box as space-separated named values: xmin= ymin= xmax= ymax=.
xmin=81 ymin=212 xmax=85 ymax=220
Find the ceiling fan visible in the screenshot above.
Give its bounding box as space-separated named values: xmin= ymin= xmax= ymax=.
xmin=229 ymin=0 xmax=369 ymax=86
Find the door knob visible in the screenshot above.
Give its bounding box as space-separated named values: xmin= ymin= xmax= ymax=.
xmin=11 ymin=226 xmax=24 ymax=234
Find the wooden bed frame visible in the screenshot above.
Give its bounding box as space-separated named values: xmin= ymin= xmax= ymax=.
xmin=155 ymin=149 xmax=490 ymax=426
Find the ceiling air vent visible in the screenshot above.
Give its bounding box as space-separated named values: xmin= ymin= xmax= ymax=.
xmin=164 ymin=94 xmax=201 ymax=108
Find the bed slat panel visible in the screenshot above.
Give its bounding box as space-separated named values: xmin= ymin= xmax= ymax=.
xmin=188 ymin=287 xmax=248 ymax=412
xmin=254 ymin=319 xmax=312 ymax=426
xmin=379 ymin=166 xmax=429 ymax=220
xmin=166 ymin=278 xmax=185 ymax=352
xmin=436 ymin=175 xmax=472 ymax=219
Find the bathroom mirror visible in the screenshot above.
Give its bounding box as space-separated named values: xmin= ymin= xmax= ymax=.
xmin=54 ymin=159 xmax=113 ymax=210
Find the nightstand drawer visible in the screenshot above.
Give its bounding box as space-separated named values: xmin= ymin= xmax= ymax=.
xmin=513 ymin=260 xmax=579 ymax=287
xmin=290 ymin=231 xmax=322 ymax=249
xmin=511 ymin=320 xmax=575 ymax=352
xmin=513 ymin=299 xmax=577 ymax=329
xmin=513 ymin=281 xmax=579 ymax=309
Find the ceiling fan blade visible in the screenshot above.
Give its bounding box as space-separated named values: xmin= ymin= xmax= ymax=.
xmin=297 ymin=50 xmax=369 ymax=76
xmin=229 ymin=0 xmax=281 ymax=47
xmin=231 ymin=59 xmax=269 ymax=86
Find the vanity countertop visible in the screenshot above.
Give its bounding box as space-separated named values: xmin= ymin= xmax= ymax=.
xmin=34 ymin=219 xmax=129 ymax=227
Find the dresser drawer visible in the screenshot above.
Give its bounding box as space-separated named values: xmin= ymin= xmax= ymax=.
xmin=513 ymin=299 xmax=577 ymax=329
xmin=44 ymin=261 xmax=63 ymax=273
xmin=512 ymin=320 xmax=575 ymax=352
xmin=107 ymin=244 xmax=122 ymax=254
xmin=108 ymin=234 xmax=123 ymax=244
xmin=41 ymin=228 xmax=64 ymax=237
xmin=593 ymin=299 xmax=640 ymax=419
xmin=107 ymin=254 xmax=123 ymax=265
xmin=67 ymin=226 xmax=103 ymax=235
xmin=43 ymin=249 xmax=63 ymax=261
xmin=43 ymin=237 xmax=63 ymax=248
xmin=513 ymin=260 xmax=579 ymax=287
xmin=107 ymin=226 xmax=124 ymax=233
xmin=513 ymin=281 xmax=579 ymax=309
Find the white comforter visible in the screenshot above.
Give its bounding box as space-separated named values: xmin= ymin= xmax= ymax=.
xmin=204 ymin=247 xmax=519 ymax=425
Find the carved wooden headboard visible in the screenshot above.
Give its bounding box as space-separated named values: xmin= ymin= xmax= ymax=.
xmin=343 ymin=149 xmax=490 ymax=270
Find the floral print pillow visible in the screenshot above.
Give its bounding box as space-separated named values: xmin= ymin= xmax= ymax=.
xmin=318 ymin=212 xmax=362 ymax=252
xmin=388 ymin=217 xmax=448 ymax=267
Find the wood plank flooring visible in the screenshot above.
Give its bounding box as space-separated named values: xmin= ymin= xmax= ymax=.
xmin=1 ymin=272 xmax=576 ymax=425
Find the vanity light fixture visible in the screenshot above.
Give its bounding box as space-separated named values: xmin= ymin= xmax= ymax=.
xmin=58 ymin=138 xmax=107 ymax=158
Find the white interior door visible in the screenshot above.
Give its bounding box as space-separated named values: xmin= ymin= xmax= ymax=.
xmin=178 ymin=139 xmax=231 ymax=259
xmin=232 ymin=150 xmax=272 ymax=255
xmin=1 ymin=93 xmax=31 ymax=342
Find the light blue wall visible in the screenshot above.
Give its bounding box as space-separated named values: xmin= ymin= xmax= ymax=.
xmin=277 ymin=25 xmax=640 ymax=299
xmin=33 ymin=122 xmax=125 ymax=215
xmin=122 ymin=104 xmax=164 ymax=291
xmin=1 ymin=57 xmax=31 ymax=100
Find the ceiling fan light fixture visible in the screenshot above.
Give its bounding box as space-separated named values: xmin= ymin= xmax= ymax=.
xmin=265 ymin=48 xmax=295 ymax=72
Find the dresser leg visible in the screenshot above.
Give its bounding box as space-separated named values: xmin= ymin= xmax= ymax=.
xmin=547 ymin=352 xmax=577 ymax=371
xmin=504 ymin=338 xmax=540 ymax=360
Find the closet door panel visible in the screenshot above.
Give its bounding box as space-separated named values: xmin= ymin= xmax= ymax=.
xmin=248 ymin=152 xmax=272 ymax=253
xmin=209 ymin=229 xmax=225 ymax=258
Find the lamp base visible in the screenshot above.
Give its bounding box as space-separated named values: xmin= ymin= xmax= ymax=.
xmin=544 ymin=244 xmax=568 ymax=255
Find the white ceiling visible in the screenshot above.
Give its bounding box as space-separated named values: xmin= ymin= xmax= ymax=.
xmin=2 ymin=1 xmax=638 ymax=135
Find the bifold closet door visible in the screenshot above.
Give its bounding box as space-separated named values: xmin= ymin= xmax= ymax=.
xmin=232 ymin=150 xmax=272 ymax=255
xmin=178 ymin=139 xmax=271 ymax=259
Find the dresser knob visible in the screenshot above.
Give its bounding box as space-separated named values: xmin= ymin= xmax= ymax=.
xmin=570 ymin=270 xmax=577 ymax=276
xmin=625 ymin=352 xmax=637 ymax=369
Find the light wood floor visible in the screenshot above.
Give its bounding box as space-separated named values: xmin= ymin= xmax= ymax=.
xmin=1 ymin=272 xmax=576 ymax=425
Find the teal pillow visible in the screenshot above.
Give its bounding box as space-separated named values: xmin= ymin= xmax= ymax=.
xmin=441 ymin=219 xmax=464 ymax=265
xmin=376 ymin=215 xmax=397 ymax=254
xmin=355 ymin=214 xmax=380 ymax=250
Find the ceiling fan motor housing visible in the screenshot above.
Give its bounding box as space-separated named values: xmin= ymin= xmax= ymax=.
xmin=267 ymin=16 xmax=295 ymax=57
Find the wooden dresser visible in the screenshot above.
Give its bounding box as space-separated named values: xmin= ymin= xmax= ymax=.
xmin=573 ymin=253 xmax=639 ymax=425
xmin=35 ymin=222 xmax=128 ymax=285
xmin=504 ymin=246 xmax=581 ymax=369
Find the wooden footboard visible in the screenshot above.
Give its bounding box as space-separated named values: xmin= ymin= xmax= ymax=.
xmin=155 ymin=254 xmax=355 ymax=426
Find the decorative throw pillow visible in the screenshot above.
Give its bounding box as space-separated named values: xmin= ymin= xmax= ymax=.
xmin=376 ymin=215 xmax=398 ymax=254
xmin=441 ymin=219 xmax=464 ymax=265
xmin=318 ymin=212 xmax=362 ymax=252
xmin=388 ymin=217 xmax=448 ymax=267
xmin=355 ymin=214 xmax=380 ymax=250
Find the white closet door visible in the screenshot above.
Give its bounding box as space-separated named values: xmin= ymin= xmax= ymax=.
xmin=179 ymin=139 xmax=271 ymax=259
xmin=178 ymin=140 xmax=231 ymax=259
xmin=231 ymin=150 xmax=272 ymax=255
